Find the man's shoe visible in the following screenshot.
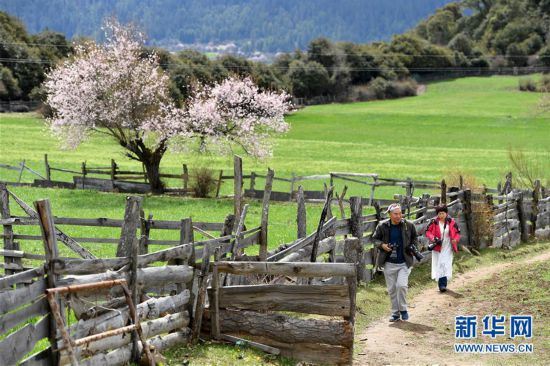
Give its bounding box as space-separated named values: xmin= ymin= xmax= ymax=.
xmin=389 ymin=313 xmax=400 ymax=322
xmin=439 ymin=286 xmax=447 ymax=292
xmin=400 ymin=311 xmax=409 ymax=321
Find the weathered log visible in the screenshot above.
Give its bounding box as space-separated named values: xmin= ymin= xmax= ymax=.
xmin=57 ymin=265 xmax=194 ymax=289
xmin=53 ymin=243 xmax=193 ymax=275
xmin=216 ymin=261 xmax=355 ymax=278
xmin=61 ymin=312 xmax=189 ymax=362
xmin=279 ymin=237 xmax=336 ymax=262
xmin=79 ymin=331 xmax=189 ymax=366
xmin=68 ymin=291 xmax=190 ymax=340
xmin=217 ymin=308 xmax=353 ymax=346
xmin=213 ymin=284 xmax=350 ymax=316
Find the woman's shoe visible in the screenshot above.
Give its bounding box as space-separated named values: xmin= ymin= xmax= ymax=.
xmin=389 ymin=313 xmax=400 ymax=322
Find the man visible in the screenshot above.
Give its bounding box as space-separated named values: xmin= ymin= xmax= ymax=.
xmin=372 ymin=203 xmax=419 ymax=322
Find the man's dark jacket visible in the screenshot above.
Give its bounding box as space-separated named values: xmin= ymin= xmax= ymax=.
xmin=372 ymin=218 xmax=419 ymax=268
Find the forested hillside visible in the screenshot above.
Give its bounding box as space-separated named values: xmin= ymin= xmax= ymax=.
xmin=1 ymin=0 xmax=548 ymax=103
xmin=0 ymin=0 xmax=451 ymax=52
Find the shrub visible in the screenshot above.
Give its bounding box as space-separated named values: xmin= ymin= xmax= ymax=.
xmin=539 ymin=74 xmax=550 ymax=92
xmin=368 ymin=77 xmax=389 ymax=99
xmin=518 ymin=78 xmax=537 ymax=92
xmin=191 ymin=167 xmax=217 ymax=198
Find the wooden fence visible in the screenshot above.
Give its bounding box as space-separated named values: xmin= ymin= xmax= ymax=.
xmin=0 ymin=154 xmax=504 ymax=204
xmin=206 ymin=257 xmax=358 ymax=365
xmin=0 ymin=199 xmax=194 ymax=365
xmin=1 ymin=170 xmax=549 ymax=364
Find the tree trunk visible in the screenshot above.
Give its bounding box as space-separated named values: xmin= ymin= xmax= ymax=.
xmin=143 ymin=156 xmax=163 ymax=194
xmin=123 ymin=139 xmax=166 ymax=194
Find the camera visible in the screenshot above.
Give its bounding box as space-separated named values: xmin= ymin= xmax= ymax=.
xmin=428 ymin=238 xmax=442 ymax=251
xmin=407 ymin=244 xmax=424 ymax=261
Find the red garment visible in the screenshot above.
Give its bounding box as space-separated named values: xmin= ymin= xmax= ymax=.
xmin=425 ymin=217 xmax=461 ymax=253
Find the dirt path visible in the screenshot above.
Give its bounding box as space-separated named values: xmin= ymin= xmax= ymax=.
xmin=355 ymin=249 xmax=550 ymax=366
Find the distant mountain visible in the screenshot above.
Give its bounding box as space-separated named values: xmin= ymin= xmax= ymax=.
xmin=0 ymin=0 xmax=453 ymax=53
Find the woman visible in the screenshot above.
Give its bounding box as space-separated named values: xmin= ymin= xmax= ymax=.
xmin=425 ymin=205 xmax=461 ymax=292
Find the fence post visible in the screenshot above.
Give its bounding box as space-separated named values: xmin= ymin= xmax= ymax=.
xmin=180 ymin=218 xmax=195 ymax=324
xmin=296 ymin=185 xmax=307 ymax=239
xmin=215 ymin=170 xmax=223 ymax=198
xmin=0 ymin=183 xmax=17 ymax=276
xmin=44 ymin=154 xmax=51 ymax=181
xmin=259 ymin=168 xmax=274 ymax=261
xmin=34 ymin=199 xmax=62 ymax=365
xmin=140 ymin=212 xmax=152 ymax=254
xmin=211 ymin=247 xmax=221 ymax=340
xmin=531 ymin=180 xmax=541 ymax=236
xmin=310 ymin=187 xmax=334 ymax=263
xmin=516 ymin=192 xmax=528 ymax=243
xmin=440 ymin=179 xmax=447 ymax=205
xmin=349 ymin=196 xmax=365 ymax=282
xmin=110 ymin=159 xmax=117 ymax=181
xmin=182 ymin=164 xmax=188 ymax=191
xmin=343 ymin=237 xmax=360 ymax=322
xmin=462 ymin=189 xmax=475 ymax=247
xmin=233 ymin=155 xmax=243 ymax=219
xmin=129 ymin=236 xmax=140 ymax=363
xmin=116 ymin=196 xmax=143 ymax=257
xmin=249 ymin=171 xmax=256 ymax=192
xmin=289 ymin=173 xmax=296 ymax=201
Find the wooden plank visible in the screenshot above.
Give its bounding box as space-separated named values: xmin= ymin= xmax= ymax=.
xmin=0 ymin=315 xmax=50 ymax=366
xmin=57 ymin=265 xmax=194 ymax=289
xmin=52 ymin=241 xmax=194 ymax=274
xmin=0 ymin=297 xmax=48 ymax=334
xmin=0 ymin=266 xmax=45 ymax=289
xmin=215 ymin=284 xmax=349 ymax=316
xmin=216 ymin=262 xmax=356 ymax=278
xmin=0 ymin=277 xmax=47 ymax=316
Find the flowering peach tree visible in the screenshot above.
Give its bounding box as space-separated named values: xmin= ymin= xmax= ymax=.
xmin=45 ymin=20 xmax=291 ymax=193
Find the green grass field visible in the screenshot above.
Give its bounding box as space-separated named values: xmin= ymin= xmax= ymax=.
xmin=1 ymin=75 xmax=548 ymax=193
